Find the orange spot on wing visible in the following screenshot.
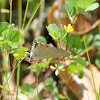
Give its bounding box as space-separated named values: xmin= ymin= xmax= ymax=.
xmin=45 ymin=45 xmax=50 ymax=48
xmin=34 ymin=40 xmax=36 ymax=43
xmin=40 ymin=44 xmax=44 ymax=46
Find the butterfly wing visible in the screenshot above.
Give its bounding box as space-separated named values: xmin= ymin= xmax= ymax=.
xmin=31 ymin=42 xmax=70 ymax=60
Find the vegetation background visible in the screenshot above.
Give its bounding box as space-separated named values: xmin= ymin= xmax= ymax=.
xmin=0 ymin=0 xmax=100 ymax=100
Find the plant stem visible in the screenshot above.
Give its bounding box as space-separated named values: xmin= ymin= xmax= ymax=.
xmin=98 ymin=24 xmax=100 ymax=35
xmin=79 ymin=45 xmax=94 ymax=55
xmin=16 ymin=57 xmax=20 ymax=100
xmin=0 ymin=59 xmax=23 ymax=99
xmin=18 ymin=0 xmax=22 ymax=29
xmin=1 ymin=0 xmax=6 ymax=21
xmin=23 ymin=0 xmax=42 ymax=38
xmin=98 ymin=85 xmax=100 ymax=100
xmin=84 ymin=39 xmax=98 ymax=100
xmin=36 ymin=72 xmax=39 ymax=99
xmin=22 ymin=0 xmax=29 ymax=30
xmin=1 ymin=51 xmax=12 ymax=100
xmin=9 ymin=0 xmax=12 ymax=24
xmin=66 ymin=94 xmax=70 ymax=100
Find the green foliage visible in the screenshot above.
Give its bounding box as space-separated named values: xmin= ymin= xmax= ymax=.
xmin=27 ymin=59 xmax=52 ymax=75
xmin=65 ymin=0 xmax=78 ymax=17
xmin=77 ymin=0 xmax=95 ymax=9
xmin=10 ymin=30 xmax=21 ymax=42
xmin=35 ymin=36 xmax=47 ymax=43
xmin=85 ymin=3 xmax=99 ymax=12
xmin=44 ymin=78 xmax=67 ymax=100
xmin=65 ymin=0 xmax=99 ymax=17
xmin=68 ymin=34 xmax=82 ymax=49
xmin=77 ymin=70 xmax=84 ymax=79
xmin=72 ymin=56 xmax=87 ymax=67
xmin=79 ymin=30 xmax=100 ymax=68
xmin=95 ymin=52 xmax=100 ymax=67
xmin=20 ymin=83 xmax=34 ymax=96
xmin=46 ymin=24 xmax=67 ymax=42
xmin=44 ymin=78 xmax=57 ymax=92
xmin=9 ymin=47 xmax=29 ymax=54
xmin=0 ymin=40 xmax=12 ymax=50
xmin=0 ymin=22 xmax=9 ymax=36
xmin=92 ymin=34 xmax=100 ymax=48
xmin=81 ymin=34 xmax=93 ymax=45
xmin=2 ymin=30 xmax=9 ymax=40
xmin=0 ymin=22 xmax=21 ymax=51
xmin=67 ymin=62 xmax=85 ymax=74
xmin=28 ymin=58 xmax=52 ymax=69
xmin=0 ymin=22 xmax=29 ymax=57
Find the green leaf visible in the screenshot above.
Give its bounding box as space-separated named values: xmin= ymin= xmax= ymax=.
xmin=27 ymin=65 xmax=37 ymax=69
xmin=85 ymin=3 xmax=99 ymax=12
xmin=27 ymin=58 xmax=52 ymax=69
xmin=44 ymin=78 xmax=57 ymax=92
xmin=47 ymin=24 xmax=68 ymax=42
xmin=65 ymin=0 xmax=80 ymax=16
xmin=2 ymin=30 xmax=9 ymax=40
xmin=92 ymin=34 xmax=100 ymax=48
xmin=0 ymin=36 xmax=4 ymax=41
xmin=19 ymin=47 xmax=29 ymax=51
xmin=46 ymin=24 xmax=58 ymax=34
xmin=0 ymin=22 xmax=9 ymax=36
xmin=8 ymin=23 xmax=15 ymax=34
xmin=72 ymin=56 xmax=87 ymax=67
xmin=78 ymin=7 xmax=85 ymax=13
xmin=27 ymin=62 xmax=41 ymax=75
xmin=68 ymin=62 xmax=85 ymax=74
xmin=0 ymin=40 xmax=12 ymax=50
xmin=41 ymin=58 xmax=52 ymax=68
xmin=9 ymin=50 xmax=29 ymax=55
xmin=58 ymin=94 xmax=67 ymax=99
xmin=77 ymin=70 xmax=84 ymax=79
xmin=95 ymin=53 xmax=100 ymax=67
xmin=67 ymin=62 xmax=77 ymax=74
xmin=81 ymin=34 xmax=93 ymax=45
xmin=20 ymin=83 xmax=34 ymax=96
xmin=11 ymin=42 xmax=18 ymax=48
xmin=59 ymin=26 xmax=67 ymax=41
xmin=9 ymin=47 xmax=29 ymax=55
xmin=68 ymin=34 xmax=82 ymax=49
xmin=10 ymin=30 xmax=21 ymax=42
xmin=77 ymin=0 xmax=96 ymax=9
xmin=95 ymin=58 xmax=100 ymax=68
xmin=65 ymin=0 xmax=74 ymax=16
xmin=46 ymin=24 xmax=59 ymax=40
xmin=34 ymin=36 xmax=47 ymax=43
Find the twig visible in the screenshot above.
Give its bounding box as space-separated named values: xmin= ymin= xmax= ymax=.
xmin=73 ymin=19 xmax=100 ymax=35
xmin=0 ymin=84 xmax=10 ymax=92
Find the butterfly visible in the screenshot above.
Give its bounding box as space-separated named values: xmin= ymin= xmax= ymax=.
xmin=30 ymin=40 xmax=70 ymax=60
